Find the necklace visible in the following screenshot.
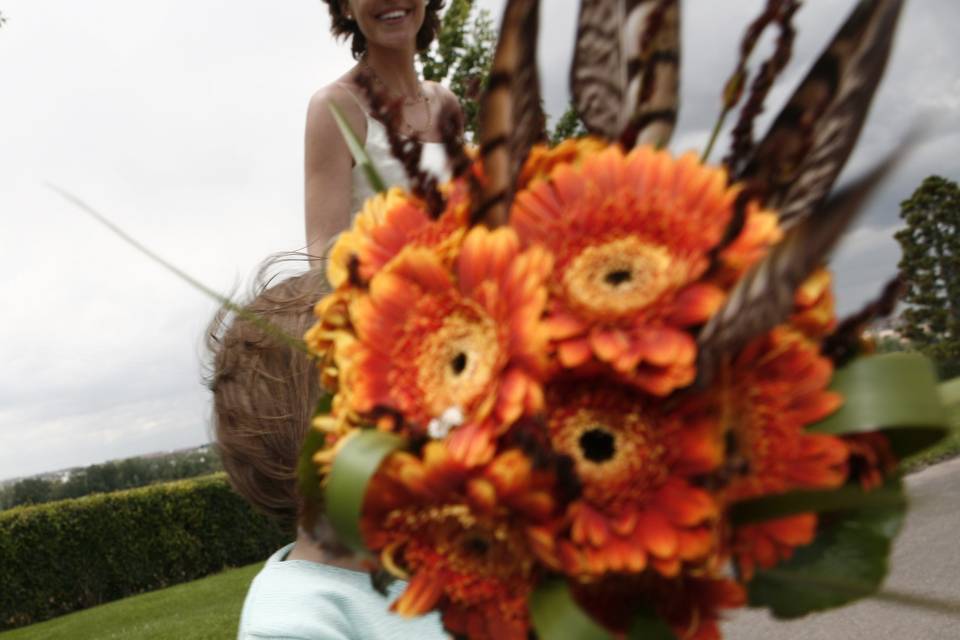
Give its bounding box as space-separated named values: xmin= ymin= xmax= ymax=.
xmin=361 ymin=57 xmax=432 ymax=136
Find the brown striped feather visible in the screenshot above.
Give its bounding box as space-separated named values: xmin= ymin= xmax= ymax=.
xmin=622 ymin=0 xmax=680 ymax=148
xmin=571 ymin=0 xmax=622 ymax=140
xmin=475 ymin=0 xmax=545 ymax=228
xmin=572 ymin=0 xmax=680 ymax=146
xmin=733 ymin=0 xmax=904 ymax=229
xmin=697 ymin=151 xmax=903 ymax=383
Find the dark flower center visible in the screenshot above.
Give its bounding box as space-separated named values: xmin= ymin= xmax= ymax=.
xmin=579 ymin=427 xmax=616 ymax=463
xmin=604 ymin=269 xmax=632 ymax=287
xmin=461 ymin=533 xmax=491 ymax=558
xmin=451 ymin=352 xmax=468 ymax=375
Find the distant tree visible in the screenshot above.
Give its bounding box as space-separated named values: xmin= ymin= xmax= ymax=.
xmin=549 ymin=103 xmax=588 ymax=145
xmin=421 ymin=0 xmax=495 ymax=140
xmin=895 ymin=175 xmax=960 ymax=379
xmin=10 ymin=478 xmax=53 ymax=506
xmin=422 ymin=1 xmax=588 ymax=146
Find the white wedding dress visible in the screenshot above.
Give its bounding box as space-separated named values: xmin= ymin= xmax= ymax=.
xmin=344 ymin=89 xmax=450 ymax=216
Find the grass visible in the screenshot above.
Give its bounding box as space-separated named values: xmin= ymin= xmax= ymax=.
xmin=0 ymin=563 xmax=261 ymax=640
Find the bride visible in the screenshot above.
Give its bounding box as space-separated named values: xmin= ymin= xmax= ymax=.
xmin=304 ymin=0 xmax=461 ymax=261
xmin=223 ymin=2 xmax=460 ymax=638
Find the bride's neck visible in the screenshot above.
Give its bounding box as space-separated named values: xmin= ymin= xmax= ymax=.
xmin=363 ymin=45 xmax=422 ymax=99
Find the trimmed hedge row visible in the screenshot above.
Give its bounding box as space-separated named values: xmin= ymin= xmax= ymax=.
xmin=0 ymin=473 xmax=290 ymax=631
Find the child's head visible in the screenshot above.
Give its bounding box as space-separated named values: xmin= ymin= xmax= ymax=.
xmin=207 ymin=265 xmax=329 ymax=523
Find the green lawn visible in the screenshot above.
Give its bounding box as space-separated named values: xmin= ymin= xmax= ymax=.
xmin=0 ymin=563 xmax=261 ymax=640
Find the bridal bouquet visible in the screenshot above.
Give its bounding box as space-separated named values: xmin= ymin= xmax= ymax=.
xmin=300 ymin=1 xmax=956 ymax=638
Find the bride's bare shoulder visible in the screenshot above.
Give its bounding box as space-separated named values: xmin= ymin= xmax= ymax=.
xmin=305 ymin=79 xmax=368 ymax=148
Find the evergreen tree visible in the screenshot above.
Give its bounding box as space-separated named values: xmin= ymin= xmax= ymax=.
xmin=894 ymin=175 xmax=960 ymax=379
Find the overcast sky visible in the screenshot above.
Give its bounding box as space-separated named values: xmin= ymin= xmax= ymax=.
xmin=1 ymin=0 xmax=957 ymax=480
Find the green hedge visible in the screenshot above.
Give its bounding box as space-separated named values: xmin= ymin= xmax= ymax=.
xmin=0 ymin=473 xmax=290 ymax=631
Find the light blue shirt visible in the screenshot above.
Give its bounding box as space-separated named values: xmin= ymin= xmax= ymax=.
xmin=238 ymin=544 xmax=449 ymax=640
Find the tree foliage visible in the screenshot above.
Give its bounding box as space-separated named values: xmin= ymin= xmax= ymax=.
xmin=0 ymin=447 xmax=222 ymax=510
xmin=895 ymin=175 xmax=960 ymax=379
xmin=421 ymin=0 xmax=495 ymax=140
xmin=549 ymin=103 xmax=588 ymax=145
xmin=422 ymin=1 xmax=587 ymax=144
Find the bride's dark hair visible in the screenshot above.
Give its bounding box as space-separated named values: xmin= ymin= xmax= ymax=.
xmin=322 ymin=0 xmax=446 ymax=60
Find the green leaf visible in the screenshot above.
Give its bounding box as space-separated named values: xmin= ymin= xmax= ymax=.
xmin=528 ymin=581 xmax=676 ymax=640
xmin=747 ymin=477 xmax=906 ymax=618
xmin=296 ymin=391 xmax=335 ymax=504
xmin=941 ymin=376 xmax=960 ymax=430
xmin=627 ymin=607 xmax=676 ymax=640
xmin=328 ymin=102 xmax=387 ymax=194
xmin=529 ymin=580 xmax=614 ymax=640
xmin=323 ymin=429 xmax=406 ymax=553
xmin=731 ymin=482 xmax=906 ymax=525
xmin=810 ymin=353 xmax=949 ymax=457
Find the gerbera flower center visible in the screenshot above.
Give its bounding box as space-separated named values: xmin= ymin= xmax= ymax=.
xmin=550 ymin=404 xmax=668 ymax=508
xmin=579 ymin=427 xmax=616 ymax=463
xmin=386 ymin=505 xmax=533 ymax=582
xmin=413 ymin=304 xmax=502 ymax=419
xmin=562 ymin=238 xmax=690 ymax=318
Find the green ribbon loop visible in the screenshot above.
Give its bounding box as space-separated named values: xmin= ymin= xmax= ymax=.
xmin=529 ymin=580 xmax=676 ymax=640
xmin=324 ymin=429 xmax=406 ymax=553
xmin=529 ymin=581 xmax=614 ymax=640
xmin=810 ymin=353 xmax=949 ymax=457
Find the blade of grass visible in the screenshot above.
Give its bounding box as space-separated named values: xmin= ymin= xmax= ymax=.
xmin=328 ymin=102 xmax=387 ymax=194
xmin=47 ymin=183 xmax=310 ymax=356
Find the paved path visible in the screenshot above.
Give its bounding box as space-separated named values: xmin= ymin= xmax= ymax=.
xmin=722 ymin=457 xmax=960 ymax=640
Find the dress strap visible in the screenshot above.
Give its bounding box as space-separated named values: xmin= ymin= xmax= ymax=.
xmin=335 ymin=82 xmax=370 ymax=117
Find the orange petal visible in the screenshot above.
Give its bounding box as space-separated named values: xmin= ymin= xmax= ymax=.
xmin=636 ymin=511 xmax=679 ymax=559
xmin=446 ymin=423 xmax=496 ymax=467
xmin=558 ymin=338 xmax=593 ymax=367
xmin=496 ymin=369 xmax=529 ymax=425
xmin=590 ymin=327 xmax=631 ymax=362
xmin=651 ymin=556 xmax=682 ymax=577
xmin=393 ymin=571 xmax=444 ymax=617
xmin=544 ymin=312 xmax=589 ymax=341
xmin=467 ymin=477 xmax=497 ymax=512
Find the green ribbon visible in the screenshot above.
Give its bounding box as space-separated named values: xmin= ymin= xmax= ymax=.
xmin=810 ymin=352 xmax=949 ymax=457
xmin=323 ymin=429 xmax=406 ymax=553
xmin=529 ymin=580 xmax=615 ymax=640
xmin=529 ymin=581 xmax=676 ymax=640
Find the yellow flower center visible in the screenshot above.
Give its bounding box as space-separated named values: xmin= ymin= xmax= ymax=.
xmin=562 ymin=237 xmax=687 ymax=317
xmin=386 ymin=505 xmax=533 ymax=581
xmin=414 ymin=305 xmax=502 ymax=419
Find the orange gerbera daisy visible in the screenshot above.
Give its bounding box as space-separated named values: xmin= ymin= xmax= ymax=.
xmin=305 ymin=289 xmax=357 ymax=394
xmin=511 ymin=145 xmax=778 ymax=395
xmin=362 ymin=443 xmax=555 ymax=640
xmin=531 ymin=383 xmax=721 ymax=578
xmin=719 ymin=328 xmax=849 ymax=578
xmin=574 ymin=572 xmax=746 ymax=640
xmin=327 ymin=181 xmax=471 ymax=288
xmin=343 ymin=226 xmax=552 ymax=463
xmin=517 ymin=137 xmax=607 ymax=189
xmin=790 ymin=267 xmax=837 ymax=339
